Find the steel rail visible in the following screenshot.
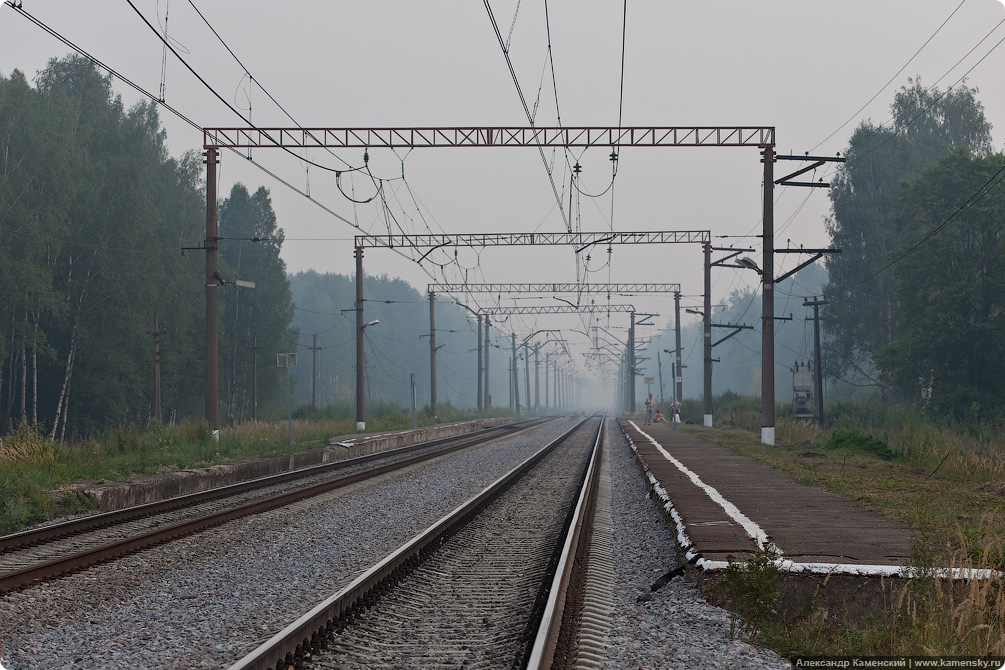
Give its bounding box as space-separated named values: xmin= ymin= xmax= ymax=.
xmin=0 ymin=417 xmax=554 ymax=594
xmin=0 ymin=420 xmax=539 ymax=555
xmin=227 ymin=414 xmax=601 ymax=670
xmin=525 ymin=415 xmax=606 ymax=669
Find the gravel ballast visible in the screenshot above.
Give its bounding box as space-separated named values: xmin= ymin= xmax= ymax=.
xmin=0 ymin=417 xmax=788 ymax=669
xmin=600 ymin=422 xmax=789 ymax=669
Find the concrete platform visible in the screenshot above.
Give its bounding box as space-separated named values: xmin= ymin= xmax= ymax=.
xmin=617 ymin=418 xmax=915 ymax=577
xmin=84 ymin=417 xmax=512 ymax=512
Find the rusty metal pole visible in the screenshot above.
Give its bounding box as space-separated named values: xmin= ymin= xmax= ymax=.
xmin=761 ymin=145 xmax=776 ymax=445
xmin=355 ymin=246 xmax=366 ymax=430
xmin=204 ymin=148 xmax=219 ymax=438
xmin=703 ymin=242 xmax=713 ymax=427
xmin=476 ymin=314 xmax=483 ymax=411
xmin=428 ymin=290 xmax=437 ymax=414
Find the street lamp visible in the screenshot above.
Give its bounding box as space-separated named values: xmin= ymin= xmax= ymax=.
xmin=738 ymin=256 xmax=762 ymax=275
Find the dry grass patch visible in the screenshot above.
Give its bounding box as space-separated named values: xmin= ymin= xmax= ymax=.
xmin=0 ymin=428 xmax=55 ymax=467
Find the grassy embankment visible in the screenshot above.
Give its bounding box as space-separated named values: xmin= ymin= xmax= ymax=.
xmin=654 ymin=395 xmax=1005 ymax=658
xmin=0 ymin=401 xmax=511 ymax=536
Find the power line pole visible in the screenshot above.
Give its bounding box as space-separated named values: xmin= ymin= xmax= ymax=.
xmin=544 ymin=351 xmax=550 ymax=410
xmin=761 ymin=145 xmax=776 ymax=445
xmin=657 ymin=350 xmax=664 ymax=404
xmin=703 ymin=242 xmax=713 ymax=427
xmin=674 ymin=290 xmax=684 ymax=405
xmin=534 ymin=343 xmax=540 ymax=410
xmin=355 ymin=246 xmax=365 ymax=430
xmin=484 ymin=315 xmax=491 ymax=409
xmin=309 ymin=333 xmax=321 ymax=410
xmin=204 ymin=148 xmax=220 ymax=438
xmin=804 ymin=296 xmax=829 ymax=424
xmin=428 ymin=290 xmax=437 ymax=414
xmin=147 ymin=313 xmax=168 ymax=422
xmin=628 ymin=312 xmax=636 ymax=414
xmin=524 ymin=342 xmax=531 ymax=415
xmin=511 ymin=332 xmax=519 ymax=413
xmin=248 ymin=332 xmax=262 ymax=421
xmin=476 ymin=314 xmax=483 ymax=411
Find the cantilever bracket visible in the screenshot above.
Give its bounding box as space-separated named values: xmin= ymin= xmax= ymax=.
xmin=774 ymin=153 xmax=846 ymax=188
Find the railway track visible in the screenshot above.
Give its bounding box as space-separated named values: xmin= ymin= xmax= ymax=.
xmin=229 ymin=414 xmax=606 ymax=670
xmin=0 ymin=417 xmax=554 ymax=594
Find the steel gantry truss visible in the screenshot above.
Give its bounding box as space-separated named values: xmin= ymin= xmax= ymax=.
xmin=204 ymin=126 xmax=775 ymax=151
xmin=428 ymin=282 xmax=686 ymax=416
xmin=354 ymin=231 xmax=709 ymax=249
xmin=358 ymin=231 xmax=704 ymax=425
xmin=478 ymin=305 xmax=643 ymax=415
xmin=202 ymin=124 xmax=792 ymax=444
xmin=428 ymin=282 xmax=681 ymax=294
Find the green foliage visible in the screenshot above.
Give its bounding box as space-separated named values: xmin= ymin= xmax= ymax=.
xmin=825 ymin=428 xmax=896 ymax=461
xmin=288 ymin=271 xmax=503 ymax=412
xmin=713 ymin=545 xmax=783 ymax=639
xmin=0 ymin=56 xmax=214 ymax=436
xmin=876 ymin=148 xmax=1005 ymax=422
xmin=0 ymin=56 xmax=297 ymax=436
xmin=823 ymin=78 xmax=993 ymax=396
xmin=218 ymin=184 xmax=297 ymax=423
xmin=641 ymin=265 xmax=828 ymax=402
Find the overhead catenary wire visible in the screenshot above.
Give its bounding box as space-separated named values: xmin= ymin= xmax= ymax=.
xmin=809 ymin=0 xmax=968 ymax=153
xmin=2 ymin=8 xmax=617 ymax=399
xmin=7 ymin=3 xmax=457 ymax=285
xmin=481 ymin=0 xmax=570 ymax=234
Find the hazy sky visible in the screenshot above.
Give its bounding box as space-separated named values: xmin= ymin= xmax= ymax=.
xmin=3 ymin=0 xmax=1004 ymax=387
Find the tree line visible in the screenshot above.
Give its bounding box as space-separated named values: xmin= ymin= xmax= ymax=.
xmin=287 ymin=270 xmax=521 ymax=413
xmin=0 ymin=56 xmax=295 ymax=437
xmin=5 ymin=56 xmax=1001 ymax=434
xmin=824 ymin=79 xmax=1005 ymax=421
xmin=640 ymin=80 xmax=1005 ymax=423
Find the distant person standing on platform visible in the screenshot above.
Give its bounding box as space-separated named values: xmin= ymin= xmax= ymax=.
xmin=644 ymin=392 xmax=655 ymax=425
xmin=671 ymin=398 xmax=682 ymax=424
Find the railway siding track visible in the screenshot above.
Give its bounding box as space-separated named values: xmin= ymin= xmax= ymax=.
xmin=229 ymin=415 xmax=605 ymax=670
xmin=0 ymin=418 xmax=553 ymax=595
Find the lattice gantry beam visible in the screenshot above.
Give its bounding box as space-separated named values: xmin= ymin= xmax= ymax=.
xmin=429 ymin=283 xmax=682 ymax=294
xmin=355 ymin=231 xmax=709 ymax=249
xmin=479 ymin=305 xmax=644 ymax=316
xmin=204 ymin=127 xmax=775 ymax=150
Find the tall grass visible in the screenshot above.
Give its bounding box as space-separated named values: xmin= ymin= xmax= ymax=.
xmin=690 ymin=396 xmax=1005 ymax=657
xmin=0 ymin=401 xmax=507 ymax=535
xmin=748 ymin=516 xmax=1005 ymax=657
xmin=0 ymin=426 xmax=55 ymax=467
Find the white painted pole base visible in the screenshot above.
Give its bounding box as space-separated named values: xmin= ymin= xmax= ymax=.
xmin=212 ymin=429 xmax=220 ymax=442
xmin=761 ymin=426 xmax=775 ymax=445
xmin=356 ymin=421 xmax=366 ymax=431
xmin=703 ymin=414 xmax=712 ymax=428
